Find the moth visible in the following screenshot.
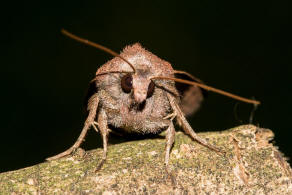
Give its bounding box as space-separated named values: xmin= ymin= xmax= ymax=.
xmin=47 ymin=29 xmax=260 ymax=171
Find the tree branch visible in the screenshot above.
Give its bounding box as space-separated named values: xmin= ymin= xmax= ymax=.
xmin=1 ymin=125 xmax=291 ymax=194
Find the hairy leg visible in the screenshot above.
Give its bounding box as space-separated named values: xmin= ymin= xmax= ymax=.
xmin=95 ymin=109 xmax=109 ymax=171
xmin=165 ymin=122 xmax=175 ymax=170
xmin=166 ymin=93 xmax=222 ymax=153
xmin=46 ymin=94 xmax=99 ymax=161
xmin=164 ymin=121 xmax=177 ymax=186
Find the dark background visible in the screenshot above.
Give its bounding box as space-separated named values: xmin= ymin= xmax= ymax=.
xmin=1 ymin=1 xmax=291 ymax=173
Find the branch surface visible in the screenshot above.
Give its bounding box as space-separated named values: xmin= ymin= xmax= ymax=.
xmin=1 ymin=125 xmax=291 ymax=194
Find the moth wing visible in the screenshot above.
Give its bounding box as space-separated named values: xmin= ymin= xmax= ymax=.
xmin=174 ymin=73 xmax=207 ymax=117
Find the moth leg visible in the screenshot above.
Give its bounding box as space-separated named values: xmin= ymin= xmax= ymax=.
xmin=166 ymin=93 xmax=222 ymax=153
xmin=165 ymin=121 xmax=175 ymax=170
xmin=164 ymin=121 xmax=178 ymax=186
xmin=92 ymin=122 xmax=99 ymax=133
xmin=46 ymin=94 xmax=99 ymax=161
xmin=95 ymin=109 xmax=109 ymax=171
xmin=163 ymin=113 xmax=176 ymax=121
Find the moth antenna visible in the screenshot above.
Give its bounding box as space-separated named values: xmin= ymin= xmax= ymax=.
xmin=151 ymin=76 xmax=261 ymax=105
xmin=61 ymin=29 xmax=136 ymax=73
xmin=249 ymin=97 xmax=258 ymax=124
xmin=89 ymin=71 xmax=134 ymax=81
xmin=174 ymin=70 xmax=204 ymax=83
xmin=95 ymin=71 xmax=134 ymax=77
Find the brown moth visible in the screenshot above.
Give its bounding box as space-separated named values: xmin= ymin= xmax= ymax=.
xmin=47 ymin=29 xmax=260 ymax=171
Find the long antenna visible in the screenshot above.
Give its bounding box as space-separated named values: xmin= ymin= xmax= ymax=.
xmin=61 ymin=29 xmax=136 ymax=73
xmin=174 ymin=70 xmax=204 ymax=83
xmin=151 ymin=76 xmax=260 ymax=105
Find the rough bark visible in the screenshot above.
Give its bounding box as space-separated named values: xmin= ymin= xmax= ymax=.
xmin=0 ymin=125 xmax=291 ymax=194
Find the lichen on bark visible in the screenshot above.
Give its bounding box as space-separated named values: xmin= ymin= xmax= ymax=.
xmin=0 ymin=125 xmax=291 ymax=194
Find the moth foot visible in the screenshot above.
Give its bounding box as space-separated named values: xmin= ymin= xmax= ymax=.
xmin=95 ymin=158 xmax=106 ymax=172
xmin=165 ymin=166 xmax=177 ymax=187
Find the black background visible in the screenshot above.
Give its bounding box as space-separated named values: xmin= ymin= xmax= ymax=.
xmin=1 ymin=1 xmax=291 ymax=173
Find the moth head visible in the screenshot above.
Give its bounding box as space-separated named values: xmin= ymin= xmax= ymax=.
xmin=62 ymin=29 xmax=260 ymax=107
xmin=120 ymin=70 xmax=155 ymax=104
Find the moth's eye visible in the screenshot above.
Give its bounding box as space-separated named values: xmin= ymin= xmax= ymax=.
xmin=121 ymin=74 xmax=133 ymax=93
xmin=147 ymin=80 xmax=155 ymax=98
